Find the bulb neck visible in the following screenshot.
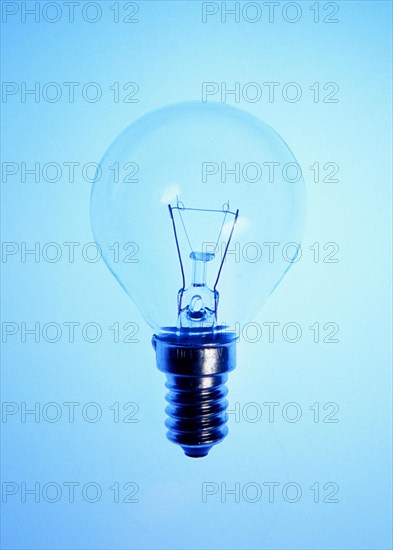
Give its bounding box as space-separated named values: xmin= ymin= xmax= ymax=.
xmin=152 ymin=330 xmax=237 ymax=458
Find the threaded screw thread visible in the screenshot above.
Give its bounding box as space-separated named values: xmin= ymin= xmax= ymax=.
xmin=164 ymin=373 xmax=229 ymax=457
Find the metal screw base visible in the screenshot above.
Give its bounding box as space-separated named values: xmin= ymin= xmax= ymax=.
xmin=165 ymin=371 xmax=229 ymax=457
xmin=152 ymin=330 xmax=237 ymax=458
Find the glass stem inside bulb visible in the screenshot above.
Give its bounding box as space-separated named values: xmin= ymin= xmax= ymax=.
xmin=178 ymin=252 xmax=217 ymax=329
xmin=192 ymin=257 xmax=207 ymax=287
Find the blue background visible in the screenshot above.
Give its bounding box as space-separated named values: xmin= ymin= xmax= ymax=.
xmin=1 ymin=1 xmax=392 ymax=549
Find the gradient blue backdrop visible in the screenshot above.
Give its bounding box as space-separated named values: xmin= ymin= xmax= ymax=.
xmin=1 ymin=1 xmax=392 ymax=549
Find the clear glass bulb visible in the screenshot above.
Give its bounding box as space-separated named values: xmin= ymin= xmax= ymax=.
xmin=91 ymin=102 xmax=305 ymax=457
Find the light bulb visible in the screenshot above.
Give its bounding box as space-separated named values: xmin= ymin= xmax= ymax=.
xmin=91 ymin=102 xmax=305 ymax=458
